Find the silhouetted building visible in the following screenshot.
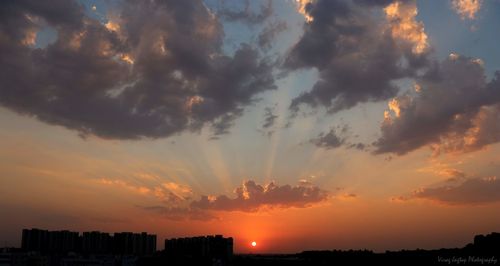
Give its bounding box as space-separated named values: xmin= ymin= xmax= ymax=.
xmin=82 ymin=231 xmax=111 ymax=254
xmin=473 ymin=232 xmax=500 ymax=253
xmin=22 ymin=228 xmax=48 ymax=252
xmin=22 ymin=229 xmax=80 ymax=253
xmin=164 ymin=235 xmax=233 ymax=260
xmin=113 ymin=232 xmax=156 ymax=255
xmin=21 ymin=228 xmax=156 ymax=255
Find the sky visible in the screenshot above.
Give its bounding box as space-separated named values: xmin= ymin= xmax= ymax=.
xmin=1 ymin=0 xmax=500 ymax=253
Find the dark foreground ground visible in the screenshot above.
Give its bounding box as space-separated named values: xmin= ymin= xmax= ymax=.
xmin=1 ymin=232 xmax=498 ymax=266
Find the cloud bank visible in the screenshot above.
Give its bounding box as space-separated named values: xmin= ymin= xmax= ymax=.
xmin=396 ymin=176 xmax=500 ymax=205
xmin=137 ymin=180 xmax=331 ymax=220
xmin=374 ymin=55 xmax=500 ymax=155
xmin=190 ymin=180 xmax=330 ymax=211
xmin=0 ymin=0 xmax=276 ymax=139
xmin=285 ymin=0 xmax=429 ymax=115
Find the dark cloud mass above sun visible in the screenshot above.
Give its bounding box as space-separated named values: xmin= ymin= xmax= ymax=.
xmin=0 ymin=0 xmax=276 ymax=139
xmin=2 ymin=0 xmax=500 ymax=157
xmin=374 ymin=55 xmax=500 ymax=155
xmin=285 ymin=0 xmax=500 ymax=155
xmin=285 ymin=0 xmax=429 ymax=114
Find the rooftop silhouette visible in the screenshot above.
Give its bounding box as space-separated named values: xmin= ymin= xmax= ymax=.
xmin=21 ymin=228 xmax=156 ymax=255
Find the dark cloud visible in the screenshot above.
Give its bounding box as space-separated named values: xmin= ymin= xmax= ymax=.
xmin=374 ymin=55 xmax=500 ymax=155
xmin=285 ymin=0 xmax=429 ymax=115
xmin=310 ymin=129 xmax=345 ymax=149
xmin=258 ymin=20 xmax=287 ymax=49
xmin=209 ymin=109 xmax=244 ymax=139
xmin=218 ymin=0 xmax=273 ymax=25
xmin=310 ymin=124 xmax=368 ymax=150
xmin=347 ymin=142 xmax=367 ymax=151
xmin=399 ymin=176 xmax=500 ymax=205
xmin=262 ymin=106 xmax=278 ymax=129
xmin=0 ymin=0 xmax=276 ymax=139
xmin=257 ymin=105 xmax=278 ymax=137
xmin=190 ymin=180 xmax=329 ymax=211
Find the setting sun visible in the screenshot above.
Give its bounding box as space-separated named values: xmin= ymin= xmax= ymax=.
xmin=251 ymin=241 xmax=257 ymax=247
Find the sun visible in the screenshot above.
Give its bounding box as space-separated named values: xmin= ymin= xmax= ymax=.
xmin=251 ymin=241 xmax=257 ymax=247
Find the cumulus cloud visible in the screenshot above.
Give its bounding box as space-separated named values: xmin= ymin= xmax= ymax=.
xmin=0 ymin=0 xmax=276 ymax=139
xmin=190 ymin=180 xmax=330 ymax=211
xmin=138 ymin=180 xmax=331 ymax=220
xmin=451 ymin=0 xmax=482 ymax=20
xmin=397 ymin=176 xmax=500 ymax=205
xmin=285 ymin=0 xmax=429 ymax=115
xmin=374 ymin=54 xmax=500 ymax=155
xmin=294 ymin=0 xmax=314 ymax=22
xmin=384 ymin=0 xmax=428 ymax=54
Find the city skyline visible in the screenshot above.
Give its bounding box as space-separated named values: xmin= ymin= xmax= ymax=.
xmin=1 ymin=0 xmax=500 ymax=254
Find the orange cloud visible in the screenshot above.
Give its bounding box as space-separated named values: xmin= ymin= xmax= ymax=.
xmin=140 ymin=180 xmax=332 ymax=221
xmin=98 ymin=178 xmax=151 ymax=195
xmin=405 ymin=176 xmax=500 ymax=205
xmin=384 ymin=0 xmax=429 ymax=54
xmin=452 ymin=0 xmax=482 ymax=20
xmin=22 ymin=29 xmax=37 ymax=46
xmin=97 ymin=178 xmax=192 ymax=203
xmin=295 ymin=0 xmax=314 ymax=22
xmin=190 ymin=180 xmax=330 ymax=211
xmin=433 ymin=105 xmax=500 ymax=154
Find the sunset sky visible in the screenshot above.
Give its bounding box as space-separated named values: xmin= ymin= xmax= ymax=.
xmin=1 ymin=0 xmax=500 ymax=253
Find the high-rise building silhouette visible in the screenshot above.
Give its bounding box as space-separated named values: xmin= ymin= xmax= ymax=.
xmin=21 ymin=228 xmax=156 ymax=255
xmin=22 ymin=229 xmax=80 ymax=253
xmin=113 ymin=232 xmax=156 ymax=255
xmin=82 ymin=231 xmax=111 ymax=254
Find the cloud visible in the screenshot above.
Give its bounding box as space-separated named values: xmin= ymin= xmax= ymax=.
xmin=218 ymin=0 xmax=273 ymax=25
xmin=97 ymin=178 xmax=192 ymax=204
xmin=190 ymin=180 xmax=330 ymax=211
xmin=451 ymin=0 xmax=482 ymax=20
xmin=294 ymin=0 xmax=314 ymax=22
xmin=310 ymin=124 xmax=368 ymax=150
xmin=285 ymin=0 xmax=429 ymax=115
xmin=138 ymin=179 xmax=331 ymax=220
xmin=257 ymin=105 xmax=279 ymax=137
xmin=310 ymin=128 xmax=345 ymax=149
xmin=0 ymin=0 xmax=276 ymax=140
xmin=384 ymin=0 xmax=428 ymax=54
xmin=438 ymin=168 xmax=467 ymax=179
xmin=397 ymin=176 xmax=500 ymax=205
xmin=262 ymin=106 xmax=278 ymax=129
xmin=374 ymin=54 xmax=500 ymax=155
